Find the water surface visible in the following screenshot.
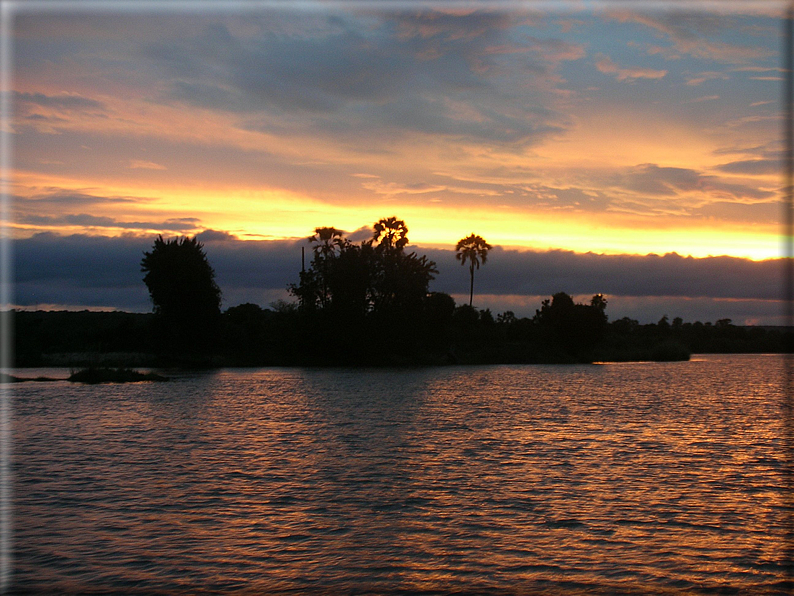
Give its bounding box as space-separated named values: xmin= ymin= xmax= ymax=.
xmin=10 ymin=355 xmax=791 ymax=593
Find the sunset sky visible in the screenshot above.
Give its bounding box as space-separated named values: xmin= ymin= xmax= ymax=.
xmin=5 ymin=1 xmax=789 ymax=323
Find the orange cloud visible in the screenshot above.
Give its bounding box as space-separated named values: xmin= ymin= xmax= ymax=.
xmin=128 ymin=160 xmax=167 ymax=170
xmin=595 ymin=55 xmax=667 ymax=81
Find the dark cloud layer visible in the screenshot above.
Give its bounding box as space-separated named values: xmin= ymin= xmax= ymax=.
xmin=12 ymin=234 xmax=782 ymax=322
xmin=427 ymin=246 xmax=781 ymax=301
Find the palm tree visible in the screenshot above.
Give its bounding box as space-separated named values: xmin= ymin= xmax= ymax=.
xmin=372 ymin=217 xmax=409 ymax=251
xmin=309 ymin=227 xmax=344 ymax=257
xmin=309 ymin=227 xmax=345 ymax=307
xmin=455 ymin=234 xmax=492 ymax=307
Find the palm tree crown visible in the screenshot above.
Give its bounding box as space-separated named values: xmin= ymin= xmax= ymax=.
xmin=455 ymin=234 xmax=492 ymax=307
xmin=373 ymin=217 xmax=409 ymax=251
xmin=310 ymin=227 xmax=345 ymax=257
xmin=456 ymin=234 xmax=491 ymax=269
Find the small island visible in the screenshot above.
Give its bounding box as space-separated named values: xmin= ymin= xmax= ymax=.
xmin=67 ymin=367 xmax=169 ymax=384
xmin=1 ymin=368 xmax=168 ymax=384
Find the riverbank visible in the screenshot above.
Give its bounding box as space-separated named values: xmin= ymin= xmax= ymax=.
xmin=11 ymin=309 xmax=791 ymax=368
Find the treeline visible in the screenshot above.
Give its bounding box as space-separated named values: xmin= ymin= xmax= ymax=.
xmin=12 ymin=301 xmax=790 ymax=368
xmin=11 ymin=219 xmax=792 ymax=367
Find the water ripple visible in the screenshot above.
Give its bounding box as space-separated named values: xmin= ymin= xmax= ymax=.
xmin=10 ymin=355 xmax=791 ymax=594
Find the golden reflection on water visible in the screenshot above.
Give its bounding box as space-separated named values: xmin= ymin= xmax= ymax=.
xmin=10 ymin=355 xmax=791 ymax=594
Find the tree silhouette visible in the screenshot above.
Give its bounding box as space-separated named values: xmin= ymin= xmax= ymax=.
xmin=310 ymin=226 xmax=344 ymax=258
xmin=141 ymin=235 xmax=221 ymax=354
xmin=309 ymin=227 xmax=344 ymax=308
xmin=534 ymin=292 xmax=608 ymax=360
xmin=370 ymin=217 xmax=437 ymax=317
xmin=373 ymin=217 xmax=409 ymax=251
xmin=455 ymin=234 xmax=492 ymax=307
xmin=289 ymin=218 xmax=438 ymax=362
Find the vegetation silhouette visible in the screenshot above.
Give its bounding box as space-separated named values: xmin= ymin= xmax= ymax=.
xmin=13 ymin=301 xmax=792 ymax=368
xmin=11 ymin=221 xmax=793 ymax=367
xmin=67 ymin=367 xmax=168 ymax=384
xmin=533 ymin=293 xmax=608 ymax=361
xmin=141 ymin=235 xmax=221 ymax=359
xmin=455 ymin=234 xmax=492 ymax=307
xmin=373 ymin=216 xmax=409 ymax=250
xmin=289 ymin=217 xmax=438 ymax=364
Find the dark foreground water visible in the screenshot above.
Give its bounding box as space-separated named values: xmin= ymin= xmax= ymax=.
xmin=9 ymin=355 xmax=792 ymax=594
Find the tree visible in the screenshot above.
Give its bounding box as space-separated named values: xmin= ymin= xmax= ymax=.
xmin=288 ymin=218 xmax=438 ymax=357
xmin=141 ymin=235 xmax=221 ymax=353
xmin=455 ymin=234 xmax=492 ymax=307
xmin=309 ymin=227 xmax=344 ymax=308
xmin=534 ymin=292 xmax=609 ymax=359
xmin=310 ymin=226 xmax=344 ymax=258
xmin=590 ymin=294 xmax=608 ymax=324
xmin=372 ymin=216 xmax=409 ymax=251
xmin=292 ymin=217 xmax=438 ymax=321
xmin=370 ymin=217 xmax=437 ymax=318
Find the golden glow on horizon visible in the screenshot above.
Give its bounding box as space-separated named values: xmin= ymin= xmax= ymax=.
xmin=11 ymin=171 xmax=782 ymax=261
xmin=12 ymin=78 xmax=782 ymax=263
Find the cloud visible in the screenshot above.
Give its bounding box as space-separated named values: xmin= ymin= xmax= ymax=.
xmin=685 ymin=71 xmax=729 ymax=86
xmin=595 ymin=54 xmax=666 ymax=81
xmin=361 ymin=179 xmax=446 ymax=196
xmin=17 ymin=190 xmax=139 ymax=207
xmin=749 ymin=76 xmax=784 ymax=81
xmin=8 ymin=7 xmax=781 ymax=262
xmin=358 ymin=173 xmax=505 ymax=199
xmin=715 ymin=158 xmax=781 ymax=175
xmin=732 ymin=66 xmax=785 ymax=73
xmin=525 ymin=36 xmax=586 ymax=62
xmin=606 ymin=11 xmax=775 ymax=64
xmin=13 ymin=90 xmax=105 ymax=111
xmin=712 ymin=141 xmax=782 ymax=159
xmin=25 ymin=113 xmax=68 ymax=123
xmin=344 ymin=226 xmax=375 ymax=243
xmin=483 ymin=36 xmax=585 ymax=63
xmin=15 ymin=213 xmax=202 ymax=233
xmin=128 ymin=159 xmax=167 ymax=170
xmin=428 ymin=247 xmax=781 ymax=301
xmin=148 ymin=15 xmax=488 ymax=113
xmin=195 ymin=229 xmax=239 ymax=242
xmin=13 ymin=234 xmax=783 ymax=320
xmin=694 ymin=200 xmax=779 ymax=224
xmin=141 ymin=12 xmax=572 ymax=148
xmin=615 ymin=163 xmax=775 ymax=201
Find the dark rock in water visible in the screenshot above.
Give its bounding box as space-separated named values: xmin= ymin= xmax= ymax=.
xmin=67 ymin=368 xmax=168 ymax=384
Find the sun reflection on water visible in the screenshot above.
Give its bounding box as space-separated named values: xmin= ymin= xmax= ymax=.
xmin=10 ymin=355 xmax=790 ymax=593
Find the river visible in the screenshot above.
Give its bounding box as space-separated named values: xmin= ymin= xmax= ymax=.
xmin=9 ymin=354 xmax=791 ymax=593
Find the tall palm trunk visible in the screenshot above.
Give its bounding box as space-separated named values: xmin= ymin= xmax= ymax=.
xmin=469 ymin=262 xmax=475 ymax=306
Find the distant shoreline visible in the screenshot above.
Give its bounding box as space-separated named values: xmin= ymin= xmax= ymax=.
xmin=10 ymin=309 xmax=792 ymax=369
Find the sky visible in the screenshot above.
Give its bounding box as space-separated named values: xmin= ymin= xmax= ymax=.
xmin=4 ymin=1 xmax=790 ymax=323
